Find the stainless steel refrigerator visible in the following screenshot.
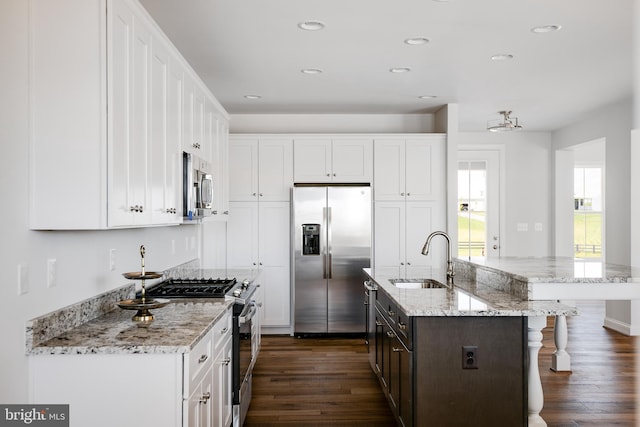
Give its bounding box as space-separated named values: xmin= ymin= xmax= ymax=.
xmin=293 ymin=184 xmax=371 ymax=334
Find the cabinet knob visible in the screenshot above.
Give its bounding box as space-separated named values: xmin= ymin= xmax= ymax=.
xmin=386 ymin=331 xmax=395 ymax=338
xmin=326 ymin=173 xmax=330 ymax=177
xmin=199 ymin=392 xmax=211 ymax=403
xmin=333 ymin=173 xmax=336 ymax=176
xmin=388 ymin=310 xmax=395 ymax=317
xmin=212 ymin=210 xmax=218 ymax=215
xmin=400 ymin=193 xmax=405 ymax=196
xmin=398 ymin=321 xmax=407 ymax=330
xmin=221 ymin=327 xmax=228 ymax=334
xmin=252 ymin=193 xmax=257 ymax=196
xmin=407 ymin=262 xmax=411 ymax=265
xmin=198 ymin=354 xmax=208 ymax=364
xmin=259 ymin=193 xmax=263 ymax=197
xmin=223 ymin=211 xmax=229 ymax=215
xmin=407 ymin=193 xmax=411 ymax=196
xmin=222 ymin=358 xmax=231 ymax=366
xmin=375 ymin=320 xmax=384 ymax=327
xmin=400 ymin=262 xmax=404 ymax=266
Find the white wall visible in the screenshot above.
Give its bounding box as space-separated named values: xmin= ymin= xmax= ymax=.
xmin=457 ymin=132 xmax=553 ymax=257
xmin=0 ymin=0 xmax=211 ymax=403
xmin=230 ymin=113 xmax=438 ymax=134
xmin=552 ymin=98 xmax=632 ymax=265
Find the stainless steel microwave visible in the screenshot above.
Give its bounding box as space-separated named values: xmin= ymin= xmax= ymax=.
xmin=183 ymin=151 xmax=213 ymax=220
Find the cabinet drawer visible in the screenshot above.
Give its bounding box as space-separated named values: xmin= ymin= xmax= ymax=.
xmin=213 ymin=308 xmax=232 ymax=355
xmin=185 ymin=332 xmax=213 ymax=394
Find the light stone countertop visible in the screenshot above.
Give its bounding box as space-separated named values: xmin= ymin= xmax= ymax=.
xmin=26 ymin=265 xmax=261 ymax=356
xmin=455 ymin=256 xmax=638 ymax=283
xmin=364 ymin=268 xmax=577 ymax=317
xmin=28 ymin=300 xmax=232 ymax=355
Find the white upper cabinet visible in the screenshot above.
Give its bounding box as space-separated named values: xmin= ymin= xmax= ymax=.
xmin=28 ymin=0 xmax=228 ymax=229
xmin=294 ymin=137 xmax=373 ymax=183
xmin=229 ymin=137 xmax=293 ymax=202
xmin=374 ymin=135 xmax=446 ymax=201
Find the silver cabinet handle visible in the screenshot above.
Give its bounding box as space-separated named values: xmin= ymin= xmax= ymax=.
xmin=400 ymin=192 xmax=405 ymax=196
xmin=223 ymin=358 xmax=231 ymax=366
xmin=198 ymin=354 xmax=208 ymax=364
xmin=392 ymin=347 xmax=404 ymax=353
xmin=398 ymin=321 xmax=407 ymax=330
xmin=386 ymin=331 xmax=395 ymax=338
xmin=199 ymin=392 xmax=210 ymax=403
xmin=375 ymin=320 xmax=384 ymax=327
xmin=388 ymin=310 xmax=395 ymax=317
xmin=221 ymin=327 xmax=228 ymax=334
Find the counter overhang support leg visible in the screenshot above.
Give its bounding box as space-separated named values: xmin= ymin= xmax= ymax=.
xmin=552 ymin=314 xmax=571 ymax=372
xmin=528 ymin=315 xmax=547 ymax=427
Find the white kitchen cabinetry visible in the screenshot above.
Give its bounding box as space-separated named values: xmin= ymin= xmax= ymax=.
xmin=229 ymin=137 xmax=293 ymax=202
xmin=28 ymin=0 xmax=228 ymax=229
xmin=294 ymin=138 xmax=373 ymax=183
xmin=227 ymin=202 xmax=291 ymax=328
xmin=30 ymin=307 xmax=232 ymax=427
xmin=374 ymin=136 xmax=446 ymax=201
xmin=374 ymin=201 xmax=446 ymax=277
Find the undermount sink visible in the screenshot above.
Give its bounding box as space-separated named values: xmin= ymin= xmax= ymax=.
xmin=389 ymin=278 xmax=448 ymax=289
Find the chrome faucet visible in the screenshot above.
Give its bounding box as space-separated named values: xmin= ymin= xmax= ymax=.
xmin=421 ymin=231 xmax=455 ymax=284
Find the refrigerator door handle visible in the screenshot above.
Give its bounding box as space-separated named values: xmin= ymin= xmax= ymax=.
xmin=322 ymin=207 xmax=328 ymax=279
xmin=326 ymin=207 xmax=332 ymax=279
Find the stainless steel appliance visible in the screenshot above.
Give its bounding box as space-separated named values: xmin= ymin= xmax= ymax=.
xmin=145 ymin=275 xmax=259 ymax=427
xmin=183 ymin=151 xmax=214 ymax=220
xmin=293 ymin=184 xmax=372 ymax=334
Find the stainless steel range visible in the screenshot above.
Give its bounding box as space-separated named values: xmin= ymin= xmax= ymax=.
xmin=145 ymin=274 xmax=260 ymax=427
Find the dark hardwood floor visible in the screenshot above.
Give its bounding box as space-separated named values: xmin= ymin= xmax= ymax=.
xmin=245 ymin=301 xmax=639 ymax=426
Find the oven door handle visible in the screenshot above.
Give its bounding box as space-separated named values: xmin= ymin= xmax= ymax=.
xmin=239 ymin=301 xmax=257 ymax=325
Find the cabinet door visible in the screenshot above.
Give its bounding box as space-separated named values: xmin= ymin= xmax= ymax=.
xmin=228 ymin=138 xmax=259 ymax=201
xmin=226 ymin=202 xmax=259 ymax=268
xmin=259 ymin=202 xmax=291 ymax=327
xmin=293 ymin=139 xmax=332 ymax=182
xmin=166 ymin=59 xmax=184 ymax=222
xmin=213 ymin=334 xmax=232 ymax=427
xmin=374 ymin=139 xmax=405 ymax=201
xmin=108 ymin=0 xmax=151 ymax=226
xmin=405 ymin=136 xmax=446 ymax=201
xmin=374 ymin=202 xmax=405 ymax=277
xmin=258 ymin=139 xmax=293 ymax=201
xmin=149 ymin=36 xmax=171 ymax=225
xmin=405 ymin=202 xmax=446 ymax=275
xmin=217 ymin=118 xmax=230 ymax=216
xmin=184 ymin=79 xmax=207 ymax=158
xmin=332 ymin=138 xmax=373 ymax=182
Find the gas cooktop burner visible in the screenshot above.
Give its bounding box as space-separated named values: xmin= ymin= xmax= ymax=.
xmin=145 ymin=278 xmax=237 ymax=298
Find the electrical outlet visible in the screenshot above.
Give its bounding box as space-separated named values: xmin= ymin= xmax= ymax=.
xmin=109 ymin=249 xmax=116 ymax=271
xmin=463 ymin=345 xmax=478 ymax=369
xmin=47 ymin=259 xmax=57 ymax=288
xmin=17 ymin=264 xmax=29 ymax=295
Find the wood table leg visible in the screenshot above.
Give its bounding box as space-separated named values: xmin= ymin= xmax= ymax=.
xmin=528 ymin=316 xmax=547 ymax=427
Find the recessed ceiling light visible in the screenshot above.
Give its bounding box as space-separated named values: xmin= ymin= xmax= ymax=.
xmin=390 ymin=67 xmax=411 ymax=73
xmin=244 ymin=95 xmax=262 ymax=100
xmin=419 ymin=95 xmax=437 ymax=99
xmin=491 ymin=54 xmax=514 ymax=61
xmin=531 ymin=25 xmax=562 ymax=34
xmin=297 ymin=21 xmax=325 ymax=31
xmin=404 ymin=37 xmax=430 ymax=45
xmin=301 ymin=68 xmax=323 ymax=74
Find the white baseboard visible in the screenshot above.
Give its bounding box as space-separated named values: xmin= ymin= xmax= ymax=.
xmin=603 ymin=316 xmax=640 ymax=336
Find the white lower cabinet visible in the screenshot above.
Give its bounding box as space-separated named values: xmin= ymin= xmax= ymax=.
xmin=29 ymin=308 xmax=232 ymax=427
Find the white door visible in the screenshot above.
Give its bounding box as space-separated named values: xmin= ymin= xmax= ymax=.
xmin=457 ymin=149 xmax=501 ymax=257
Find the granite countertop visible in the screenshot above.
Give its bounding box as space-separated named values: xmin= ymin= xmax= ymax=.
xmin=455 ymin=256 xmax=638 ymax=283
xmin=364 ymin=268 xmax=577 ymax=317
xmin=26 ymin=264 xmax=261 ymax=356
xmin=28 ymin=300 xmax=232 ymax=355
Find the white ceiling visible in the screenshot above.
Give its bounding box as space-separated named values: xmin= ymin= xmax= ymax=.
xmin=139 ymin=0 xmax=633 ymax=132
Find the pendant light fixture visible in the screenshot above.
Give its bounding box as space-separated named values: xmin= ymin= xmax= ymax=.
xmin=487 ymin=110 xmax=523 ymax=132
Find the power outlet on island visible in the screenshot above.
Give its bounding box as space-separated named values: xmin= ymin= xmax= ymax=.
xmin=462 ymin=345 xmax=478 ymax=369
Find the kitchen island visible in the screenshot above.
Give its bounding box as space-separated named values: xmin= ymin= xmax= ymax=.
xmin=364 ymin=268 xmax=576 ymax=427
xmin=455 ymin=256 xmax=640 ymax=371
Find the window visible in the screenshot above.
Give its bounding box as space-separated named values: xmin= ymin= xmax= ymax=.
xmin=458 ymin=161 xmax=487 ymax=257
xmin=574 ymin=167 xmax=602 ymax=258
